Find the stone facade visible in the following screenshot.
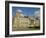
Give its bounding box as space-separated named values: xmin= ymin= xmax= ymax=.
xmin=12 ymin=12 xmax=40 ymax=28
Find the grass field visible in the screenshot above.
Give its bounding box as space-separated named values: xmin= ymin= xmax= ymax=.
xmin=12 ymin=27 xmax=40 ymax=31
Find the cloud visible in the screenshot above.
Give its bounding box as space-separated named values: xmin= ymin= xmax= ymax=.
xmin=34 ymin=10 xmax=40 ymax=17
xmin=20 ymin=14 xmax=24 ymax=17
xmin=35 ymin=10 xmax=40 ymax=15
xmin=16 ymin=9 xmax=22 ymax=13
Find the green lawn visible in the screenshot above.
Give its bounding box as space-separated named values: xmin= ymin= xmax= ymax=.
xmin=12 ymin=27 xmax=40 ymax=31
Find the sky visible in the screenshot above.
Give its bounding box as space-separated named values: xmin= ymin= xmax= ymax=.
xmin=12 ymin=7 xmax=40 ymax=16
